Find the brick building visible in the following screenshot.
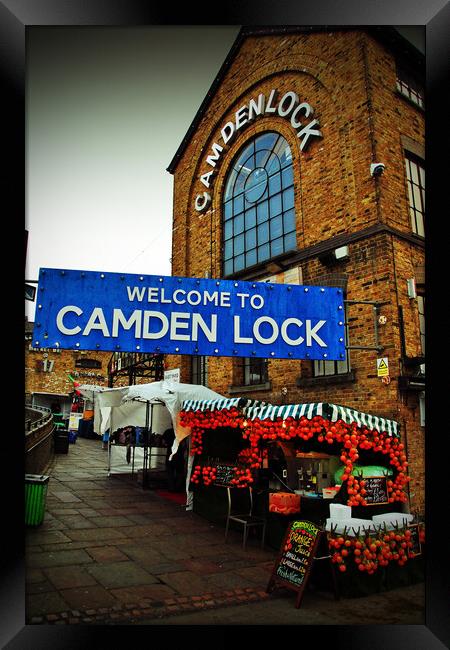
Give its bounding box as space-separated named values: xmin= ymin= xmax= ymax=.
xmin=25 ymin=319 xmax=165 ymax=415
xmin=166 ymin=27 xmax=425 ymax=514
xmin=25 ymin=318 xmax=110 ymax=416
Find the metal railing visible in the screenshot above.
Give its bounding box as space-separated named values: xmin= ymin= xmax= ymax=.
xmin=25 ymin=406 xmax=53 ymax=433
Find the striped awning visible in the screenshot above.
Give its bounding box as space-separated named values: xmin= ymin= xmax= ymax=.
xmin=244 ymin=402 xmax=326 ymax=421
xmin=182 ymin=397 xmax=266 ymax=413
xmin=181 ymin=398 xmax=399 ymax=436
xmin=328 ymin=403 xmax=399 ymax=436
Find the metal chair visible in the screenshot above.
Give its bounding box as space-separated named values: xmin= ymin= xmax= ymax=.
xmin=224 ymin=486 xmax=266 ymax=550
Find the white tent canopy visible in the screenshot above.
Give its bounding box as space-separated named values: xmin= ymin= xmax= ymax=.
xmin=76 ymin=381 xmax=227 ymax=509
xmin=77 ymin=380 xmax=227 ymax=449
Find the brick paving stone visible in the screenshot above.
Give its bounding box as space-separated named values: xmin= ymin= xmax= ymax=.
xmin=25 ymin=530 xmax=73 ymax=545
xmin=89 ymin=515 xmax=136 ymax=527
xmin=26 ymin=579 xmax=56 ymax=595
xmin=26 ymin=568 xmax=46 ymax=584
xmin=115 ymin=543 xmax=166 ymax=567
xmin=53 ymin=515 xmax=98 ymax=529
xmin=44 ymin=565 xmax=98 ymax=589
xmin=52 ymin=491 xmax=82 ymax=503
xmin=86 ymin=546 xmax=129 ymax=563
xmin=182 ymin=558 xmax=221 ymax=575
xmin=27 ymin=549 xmax=94 ymax=569
xmin=59 ymin=585 xmax=118 ymax=610
xmin=204 ymin=573 xmax=255 ymax=590
xmin=233 ymin=565 xmax=274 ymax=585
xmin=119 ymin=523 xmax=171 ymax=538
xmin=26 ymin=591 xmax=71 ymax=618
xmin=63 ymin=527 xmax=129 ymax=542
xmin=157 ymin=571 xmax=210 ymax=596
xmin=87 ymin=561 xmax=160 ymax=588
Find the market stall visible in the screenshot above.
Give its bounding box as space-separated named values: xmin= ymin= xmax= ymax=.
xmin=77 ymin=381 xmax=229 ymax=496
xmin=178 ymin=398 xmax=425 ymax=595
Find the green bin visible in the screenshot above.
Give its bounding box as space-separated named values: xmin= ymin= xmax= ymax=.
xmin=25 ymin=474 xmax=49 ymax=526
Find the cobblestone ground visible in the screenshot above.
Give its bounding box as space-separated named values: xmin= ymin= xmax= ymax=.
xmin=25 ymin=437 xmax=425 ymax=626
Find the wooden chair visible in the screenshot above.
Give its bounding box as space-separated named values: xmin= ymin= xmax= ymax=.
xmin=224 ymin=486 xmax=266 ymax=550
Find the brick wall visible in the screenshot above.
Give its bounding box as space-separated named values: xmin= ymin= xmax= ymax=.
xmin=172 ymin=30 xmax=426 ymax=513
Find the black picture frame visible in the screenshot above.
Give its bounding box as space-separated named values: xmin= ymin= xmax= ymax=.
xmin=4 ymin=0 xmax=448 ymax=648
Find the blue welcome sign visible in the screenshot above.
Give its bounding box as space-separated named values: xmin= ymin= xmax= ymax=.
xmin=32 ymin=268 xmax=346 ymax=361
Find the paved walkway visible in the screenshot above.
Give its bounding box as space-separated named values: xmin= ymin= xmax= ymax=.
xmin=25 ymin=437 xmax=425 ymax=625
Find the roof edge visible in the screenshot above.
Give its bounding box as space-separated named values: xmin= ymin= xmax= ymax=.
xmin=166 ymin=25 xmax=424 ymax=175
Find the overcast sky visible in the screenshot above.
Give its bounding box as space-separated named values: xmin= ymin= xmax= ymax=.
xmin=25 ymin=26 xmax=240 ymax=320
xmin=25 ymin=26 xmax=424 ymax=321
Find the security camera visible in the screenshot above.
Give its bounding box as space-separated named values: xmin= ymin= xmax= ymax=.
xmin=370 ymin=163 xmax=385 ymax=177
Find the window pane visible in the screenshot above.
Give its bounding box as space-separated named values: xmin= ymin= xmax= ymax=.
xmin=258 ymin=243 xmax=270 ymax=262
xmin=234 ymin=254 xmax=245 ymax=272
xmin=233 ymin=194 xmax=244 ymax=214
xmin=270 ymin=215 xmax=283 ymax=239
xmin=234 ymin=213 xmax=244 ymax=235
xmin=257 ymin=221 xmax=269 ymax=244
xmin=245 ymin=207 xmax=256 ymax=229
xmin=314 ymin=360 xmax=324 ymax=376
xmin=224 ymin=200 xmax=233 ymax=221
xmin=269 ymin=174 xmax=281 ymax=195
xmin=245 ymin=227 xmax=257 ymax=249
xmin=416 ymin=212 xmax=425 ymax=237
xmin=265 ymin=152 xmax=281 ymax=176
xmin=246 ymin=249 xmax=257 ymax=267
xmin=269 ymin=193 xmax=282 ymax=217
xmin=271 ymin=237 xmax=284 ymax=257
xmin=224 ymin=219 xmax=233 ymax=240
xmin=255 ymin=149 xmax=271 ymax=168
xmin=225 ymin=170 xmax=238 ymax=200
xmin=234 ymin=233 xmax=244 ymax=255
xmin=257 ymin=200 xmax=269 ymax=223
xmin=283 ymin=208 xmax=296 ymax=232
xmin=235 ymin=143 xmax=254 ymax=169
xmin=282 ymin=166 xmax=294 ymax=188
xmin=224 ymin=259 xmax=233 ymax=276
xmin=410 ymin=162 xmax=419 ymax=185
xmin=224 ymin=240 xmax=233 ymax=259
xmin=284 ymin=231 xmax=297 ymax=251
xmin=256 ymin=132 xmax=277 ymax=151
xmin=282 ymin=187 xmax=295 ymax=211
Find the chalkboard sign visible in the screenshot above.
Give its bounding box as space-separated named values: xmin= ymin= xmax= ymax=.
xmin=214 ymin=463 xmax=236 ymax=487
xmin=267 ymin=520 xmax=324 ymax=608
xmin=363 ymin=476 xmax=389 ymax=505
xmin=408 ymin=524 xmax=422 ymax=558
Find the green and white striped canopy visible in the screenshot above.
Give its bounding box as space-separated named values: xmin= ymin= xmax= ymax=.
xmin=181 ymin=398 xmax=399 ymax=436
xmin=328 ymin=403 xmax=399 ymax=436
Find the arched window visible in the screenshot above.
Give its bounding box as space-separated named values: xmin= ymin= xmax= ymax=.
xmin=222 ymin=132 xmax=296 ymax=276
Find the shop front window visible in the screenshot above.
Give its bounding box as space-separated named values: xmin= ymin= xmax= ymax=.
xmin=222 ymin=132 xmax=296 ymax=276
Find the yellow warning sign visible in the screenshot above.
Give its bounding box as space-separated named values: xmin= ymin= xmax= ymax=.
xmin=377 ymin=357 xmax=389 ymax=377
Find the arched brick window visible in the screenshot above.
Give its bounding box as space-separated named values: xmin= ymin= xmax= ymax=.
xmin=222 ymin=132 xmax=296 ymax=276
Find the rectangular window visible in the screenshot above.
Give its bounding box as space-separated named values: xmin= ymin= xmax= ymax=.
xmin=243 ymin=358 xmax=268 ymax=386
xmin=405 ymin=154 xmax=425 ymax=237
xmin=396 ymin=67 xmax=424 ymax=108
xmin=191 ymin=356 xmax=208 ymax=386
xmin=313 ymin=306 xmax=350 ymax=377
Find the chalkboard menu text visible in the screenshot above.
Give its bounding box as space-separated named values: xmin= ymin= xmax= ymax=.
xmin=363 ymin=476 xmax=389 ymax=505
xmin=214 ymin=463 xmax=236 ymax=487
xmin=267 ymin=520 xmax=330 ymax=607
xmin=408 ymin=524 xmax=422 ymax=558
